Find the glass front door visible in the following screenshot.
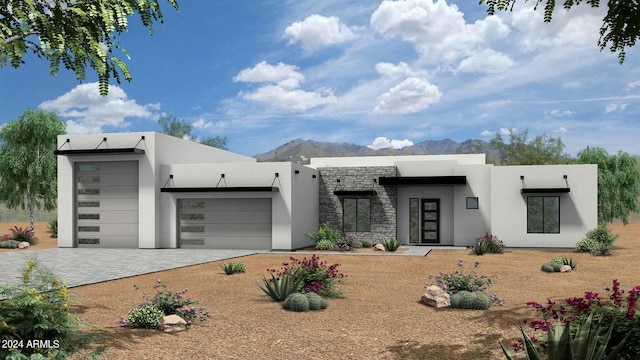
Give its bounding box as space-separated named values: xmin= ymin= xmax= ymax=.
xmin=421 ymin=199 xmax=439 ymax=243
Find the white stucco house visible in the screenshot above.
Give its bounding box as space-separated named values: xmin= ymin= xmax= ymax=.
xmin=56 ymin=132 xmax=597 ymax=250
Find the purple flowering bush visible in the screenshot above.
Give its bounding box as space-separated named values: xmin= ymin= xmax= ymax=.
xmin=267 ymin=255 xmax=346 ymax=298
xmin=120 ymin=279 xmax=210 ymax=328
xmin=427 ymin=259 xmax=504 ymax=306
xmin=514 ymin=279 xmax=640 ymax=359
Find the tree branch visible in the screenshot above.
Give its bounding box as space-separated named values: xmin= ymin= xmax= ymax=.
xmin=3 ymin=29 xmax=39 ymax=45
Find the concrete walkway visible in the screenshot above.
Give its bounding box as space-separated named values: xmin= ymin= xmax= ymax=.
xmin=0 ymin=245 xmax=464 ymax=292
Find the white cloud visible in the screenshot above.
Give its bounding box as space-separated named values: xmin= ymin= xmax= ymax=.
xmin=456 ymin=49 xmax=514 ymax=74
xmin=192 ymin=118 xmax=213 ymax=129
xmin=242 ymin=85 xmax=337 ymax=112
xmin=375 ymin=62 xmax=426 ymax=78
xmin=499 ymin=127 xmax=515 ymax=135
xmin=233 ymin=61 xmax=304 ymax=88
xmin=39 ymin=83 xmax=159 ymax=134
xmin=370 ymin=0 xmax=510 ymax=64
xmin=553 ymin=126 xmax=568 ymax=133
xmin=284 ymin=14 xmax=357 ymax=52
xmin=480 ymin=130 xmax=495 ymax=137
xmin=562 ymin=81 xmax=583 ymax=89
xmin=627 ymin=80 xmax=640 ymax=90
xmin=604 ymin=102 xmax=627 ymax=114
xmin=234 ymin=61 xmax=336 ymax=111
xmin=367 ymin=136 xmax=414 ymax=150
xmin=374 ymin=77 xmax=442 ymax=114
xmin=548 ymin=109 xmax=574 ymax=117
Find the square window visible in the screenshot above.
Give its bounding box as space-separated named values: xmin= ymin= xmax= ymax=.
xmin=466 ymin=197 xmax=479 ymax=209
xmin=527 ymin=196 xmax=560 ymax=233
xmin=342 ymin=198 xmax=371 ymax=232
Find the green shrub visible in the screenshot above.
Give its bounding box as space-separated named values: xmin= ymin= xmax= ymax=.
xmin=48 ymin=218 xmax=58 ymax=238
xmin=0 ymin=257 xmax=98 ymax=359
xmin=121 ymin=280 xmax=210 ymax=328
xmin=0 ymin=239 xmax=20 ymax=248
xmin=259 ymin=272 xmax=304 ymax=302
xmin=551 ymin=256 xmax=577 ymax=270
xmin=305 ymin=222 xmax=341 ymax=245
xmin=123 ymin=304 xmax=164 ymax=329
xmin=576 ymin=226 xmax=619 ymax=256
xmin=428 ymin=259 xmax=504 ymax=306
xmin=315 ymin=239 xmax=334 ymax=250
xmin=576 ymin=238 xmax=600 ymax=253
xmin=586 ymin=225 xmax=619 ymax=246
xmin=382 ymin=238 xmax=400 ymax=252
xmin=220 ymin=261 xmax=247 ymax=274
xmin=267 ymin=255 xmax=346 ymax=298
xmin=351 ymin=239 xmax=363 ymax=248
xmin=361 ymin=239 xmax=373 ymax=248
xmin=470 ymin=233 xmax=506 ymax=255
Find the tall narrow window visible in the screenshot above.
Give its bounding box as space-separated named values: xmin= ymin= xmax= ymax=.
xmin=343 ymin=198 xmax=371 ymax=232
xmin=527 ymin=196 xmax=560 ymax=233
xmin=409 ymin=198 xmax=419 ymax=244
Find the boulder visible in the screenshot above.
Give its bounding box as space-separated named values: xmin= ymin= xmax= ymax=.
xmin=18 ymin=242 xmax=30 ymax=249
xmin=560 ymin=265 xmax=572 ymax=273
xmin=161 ymin=315 xmax=187 ymax=333
xmin=422 ymin=285 xmax=451 ymax=308
xmin=373 ymin=243 xmax=385 ymax=251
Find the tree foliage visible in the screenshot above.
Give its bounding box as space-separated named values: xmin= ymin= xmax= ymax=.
xmin=158 ymin=114 xmax=229 ymax=150
xmin=0 ymin=0 xmax=180 ymax=95
xmin=577 ymin=147 xmax=640 ymax=225
xmin=489 ymin=128 xmax=571 ymax=165
xmin=480 ymin=0 xmax=639 ymax=63
xmin=0 ymin=109 xmax=66 ymax=233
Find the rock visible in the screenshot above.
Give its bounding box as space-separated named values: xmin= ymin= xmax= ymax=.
xmin=373 ymin=243 xmax=385 ymax=251
xmin=560 ymin=265 xmax=572 ymax=273
xmin=18 ymin=242 xmax=30 ymax=249
xmin=422 ymin=285 xmax=451 ymax=308
xmin=161 ymin=315 xmax=187 ymax=333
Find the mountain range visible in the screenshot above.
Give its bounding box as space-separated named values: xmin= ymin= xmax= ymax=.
xmin=254 ymin=138 xmax=499 ymax=162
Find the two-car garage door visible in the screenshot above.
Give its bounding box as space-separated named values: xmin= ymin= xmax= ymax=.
xmin=179 ymin=198 xmax=272 ymax=250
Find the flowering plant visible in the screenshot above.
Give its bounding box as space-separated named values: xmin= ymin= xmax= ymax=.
xmin=120 ymin=279 xmax=210 ymax=328
xmin=427 ymin=259 xmax=504 ymax=306
xmin=267 ymin=255 xmax=346 ymax=298
xmin=514 ymin=279 xmax=640 ymax=358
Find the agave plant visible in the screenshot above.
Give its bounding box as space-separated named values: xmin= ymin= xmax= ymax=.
xmin=382 ymin=238 xmax=400 ymax=252
xmin=551 ymin=256 xmax=577 ymax=270
xmin=500 ymin=313 xmax=629 ymax=360
xmin=258 ymin=271 xmax=304 ymax=302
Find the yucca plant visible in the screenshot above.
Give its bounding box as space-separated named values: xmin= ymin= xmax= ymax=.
xmin=258 ymin=271 xmax=304 ymax=302
xmin=500 ymin=313 xmax=629 ymax=360
xmin=551 ymin=256 xmax=577 ymax=270
xmin=220 ymin=262 xmax=236 ymax=275
xmin=471 ymin=240 xmax=490 ymax=255
xmin=382 ymin=238 xmax=400 ymax=252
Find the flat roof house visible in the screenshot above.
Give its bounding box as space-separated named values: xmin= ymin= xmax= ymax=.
xmin=56 ymin=132 xmax=597 ymax=250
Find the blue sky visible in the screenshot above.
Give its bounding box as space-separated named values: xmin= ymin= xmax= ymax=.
xmin=1 ymin=0 xmax=639 ymax=156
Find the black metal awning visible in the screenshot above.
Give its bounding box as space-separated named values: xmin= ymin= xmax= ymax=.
xmin=333 ymin=190 xmax=376 ymax=195
xmin=521 ymin=188 xmax=571 ymax=194
xmin=161 ymin=187 xmax=279 ymax=193
xmin=54 ymin=148 xmax=145 ymax=156
xmin=378 ymin=176 xmax=467 ymax=186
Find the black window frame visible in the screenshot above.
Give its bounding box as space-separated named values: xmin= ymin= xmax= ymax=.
xmin=527 ymin=196 xmax=560 ymax=234
xmin=342 ymin=198 xmax=371 ymax=232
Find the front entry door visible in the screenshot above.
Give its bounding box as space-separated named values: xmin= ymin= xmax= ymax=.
xmin=421 ymin=199 xmax=439 ymax=243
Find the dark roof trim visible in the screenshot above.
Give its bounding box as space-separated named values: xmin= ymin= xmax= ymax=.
xmin=161 ymin=187 xmax=279 ymax=193
xmin=521 ymin=188 xmax=571 ymax=194
xmin=54 ymin=148 xmax=145 ymax=156
xmin=333 ymin=190 xmax=376 ymax=195
xmin=378 ymin=176 xmax=467 ymax=186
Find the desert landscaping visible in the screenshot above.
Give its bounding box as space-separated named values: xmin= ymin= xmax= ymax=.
xmin=2 ymin=220 xmax=639 ymax=359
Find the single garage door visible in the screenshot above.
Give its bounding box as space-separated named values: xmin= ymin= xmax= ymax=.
xmin=179 ymin=198 xmax=272 ymax=249
xmin=76 ymin=161 xmax=139 ymax=248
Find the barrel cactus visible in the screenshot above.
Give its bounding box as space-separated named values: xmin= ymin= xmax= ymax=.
xmin=550 ymin=262 xmax=563 ymax=272
xmin=541 ymin=263 xmax=555 ymax=272
xmin=285 ymin=293 xmax=309 ymax=312
xmin=450 ymin=291 xmax=490 ymax=310
xmin=305 ymin=293 xmax=323 ymax=310
xmin=471 ymin=291 xmax=491 ymax=310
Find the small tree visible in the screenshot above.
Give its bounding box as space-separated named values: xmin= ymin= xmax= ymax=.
xmin=0 ymin=109 xmax=66 ymax=234
xmin=158 ymin=114 xmax=229 ymax=150
xmin=489 ymin=128 xmax=571 ymax=165
xmin=577 ymin=147 xmax=640 ymax=225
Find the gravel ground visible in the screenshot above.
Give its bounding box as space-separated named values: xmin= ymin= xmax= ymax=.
xmin=3 ymin=222 xmax=640 ymax=359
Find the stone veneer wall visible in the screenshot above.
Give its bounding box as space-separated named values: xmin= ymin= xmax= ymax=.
xmin=318 ymin=166 xmax=397 ymax=243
